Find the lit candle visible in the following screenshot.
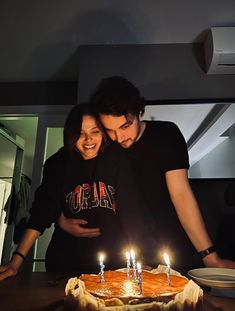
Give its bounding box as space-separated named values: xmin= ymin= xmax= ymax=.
xmin=130 ymin=249 xmax=137 ymax=282
xmin=125 ymin=251 xmax=131 ymax=279
xmin=99 ymin=253 xmax=105 ymax=283
xmin=163 ymin=252 xmax=171 ymax=287
xmin=137 ymin=262 xmax=143 ymax=295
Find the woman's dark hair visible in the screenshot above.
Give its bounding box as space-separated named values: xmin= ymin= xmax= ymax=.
xmin=63 ymin=103 xmax=107 ymax=154
xmin=90 ymin=76 xmax=145 ymax=117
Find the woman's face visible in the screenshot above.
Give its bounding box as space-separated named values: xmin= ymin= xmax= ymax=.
xmin=75 ymin=115 xmax=103 ymax=160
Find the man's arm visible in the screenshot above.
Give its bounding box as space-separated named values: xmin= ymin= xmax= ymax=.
xmin=166 ymin=168 xmax=235 ymax=268
xmin=58 ymin=213 xmax=101 ymax=238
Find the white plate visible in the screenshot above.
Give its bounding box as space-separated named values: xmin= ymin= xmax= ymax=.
xmin=188 ymin=268 xmax=235 ymax=288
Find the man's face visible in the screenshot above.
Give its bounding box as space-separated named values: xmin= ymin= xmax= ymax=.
xmin=99 ymin=114 xmax=141 ymax=148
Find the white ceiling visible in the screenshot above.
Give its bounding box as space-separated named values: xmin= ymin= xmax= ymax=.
xmin=144 ymin=104 xmax=214 ymax=142
xmin=0 ymin=0 xmax=235 ymax=81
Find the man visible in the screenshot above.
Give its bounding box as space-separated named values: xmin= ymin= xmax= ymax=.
xmin=60 ymin=76 xmax=235 ymax=269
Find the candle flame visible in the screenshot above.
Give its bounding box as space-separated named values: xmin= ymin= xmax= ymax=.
xmin=125 ymin=251 xmax=130 ymax=260
xmin=137 ymin=262 xmax=141 ymax=270
xmin=130 ymin=249 xmax=135 ymax=260
xmin=99 ymin=253 xmax=105 ymax=262
xmin=163 ymin=252 xmax=170 ymax=266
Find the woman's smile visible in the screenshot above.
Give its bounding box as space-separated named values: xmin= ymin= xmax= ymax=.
xmin=75 ymin=115 xmax=103 ymax=160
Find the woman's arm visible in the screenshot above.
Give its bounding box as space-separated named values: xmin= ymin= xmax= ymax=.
xmin=0 ymin=229 xmax=40 ymax=281
xmin=166 ymin=168 xmax=235 ymax=268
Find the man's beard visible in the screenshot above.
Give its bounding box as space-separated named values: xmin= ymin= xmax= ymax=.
xmin=120 ymin=139 xmax=134 ymax=148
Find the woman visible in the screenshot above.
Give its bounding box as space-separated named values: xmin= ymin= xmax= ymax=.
xmin=0 ymin=103 xmax=144 ymax=280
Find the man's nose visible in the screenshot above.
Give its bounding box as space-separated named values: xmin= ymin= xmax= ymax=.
xmin=115 ymin=131 xmax=124 ymax=143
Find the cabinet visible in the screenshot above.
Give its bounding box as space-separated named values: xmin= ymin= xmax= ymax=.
xmin=0 ymin=127 xmax=24 ymax=264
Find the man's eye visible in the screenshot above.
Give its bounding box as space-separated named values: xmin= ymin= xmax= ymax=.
xmin=122 ymin=124 xmax=130 ymax=129
xmin=92 ymin=131 xmax=100 ymax=134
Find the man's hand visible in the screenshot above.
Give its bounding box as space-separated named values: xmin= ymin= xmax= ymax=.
xmin=203 ymin=252 xmax=235 ymax=269
xmin=58 ymin=213 xmax=101 ymax=238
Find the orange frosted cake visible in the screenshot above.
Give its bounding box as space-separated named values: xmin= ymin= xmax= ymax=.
xmin=65 ymin=266 xmax=203 ymax=310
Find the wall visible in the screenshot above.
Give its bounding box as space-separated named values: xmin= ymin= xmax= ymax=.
xmin=0 ymin=82 xmax=77 ymax=106
xmin=78 ymin=44 xmax=235 ymax=102
xmin=0 ymin=44 xmax=235 ymax=105
xmin=189 ymin=178 xmax=235 ymax=242
xmin=44 ymin=128 xmax=64 ymax=160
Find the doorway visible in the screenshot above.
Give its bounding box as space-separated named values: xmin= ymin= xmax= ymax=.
xmin=0 ymin=105 xmax=72 ymax=268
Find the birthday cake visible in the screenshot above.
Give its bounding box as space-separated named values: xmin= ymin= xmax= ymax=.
xmin=64 ymin=266 xmax=203 ymax=310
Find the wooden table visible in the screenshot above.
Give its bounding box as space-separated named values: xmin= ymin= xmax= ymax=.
xmin=0 ymin=272 xmax=235 ymax=311
xmin=0 ymin=272 xmax=67 ymax=311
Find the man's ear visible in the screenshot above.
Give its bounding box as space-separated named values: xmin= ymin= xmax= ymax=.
xmin=139 ymin=109 xmax=145 ymax=119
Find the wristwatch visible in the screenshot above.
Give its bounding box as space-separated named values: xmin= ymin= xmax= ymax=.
xmin=199 ymin=246 xmax=216 ymax=258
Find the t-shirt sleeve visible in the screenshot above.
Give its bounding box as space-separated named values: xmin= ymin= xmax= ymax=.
xmin=163 ymin=122 xmax=189 ymax=172
xmin=27 ymin=154 xmax=63 ymax=234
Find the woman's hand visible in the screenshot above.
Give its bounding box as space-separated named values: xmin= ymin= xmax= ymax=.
xmin=58 ymin=213 xmax=101 ymax=238
xmin=0 ymin=262 xmax=19 ymax=281
xmin=203 ymin=252 xmax=235 ymax=268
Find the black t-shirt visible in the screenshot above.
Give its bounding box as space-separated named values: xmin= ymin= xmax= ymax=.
xmin=125 ymin=121 xmax=200 ymax=269
xmin=127 ymin=121 xmax=189 ymax=215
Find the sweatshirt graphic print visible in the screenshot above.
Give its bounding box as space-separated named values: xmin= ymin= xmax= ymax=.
xmin=66 ymin=181 xmax=116 ymax=214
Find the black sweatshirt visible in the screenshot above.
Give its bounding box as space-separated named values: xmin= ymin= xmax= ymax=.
xmin=27 ymin=142 xmax=147 ymax=272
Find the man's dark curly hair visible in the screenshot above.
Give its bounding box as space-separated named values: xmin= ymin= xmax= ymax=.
xmin=90 ymin=76 xmax=145 ymax=117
